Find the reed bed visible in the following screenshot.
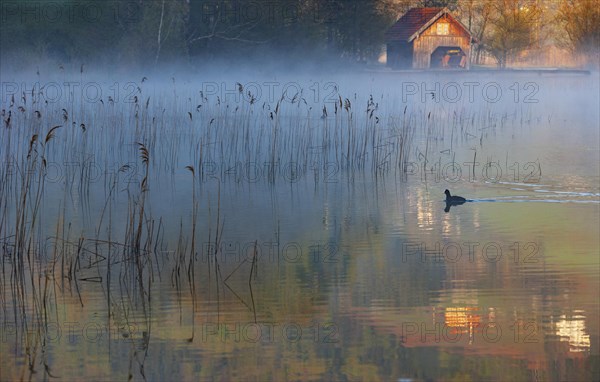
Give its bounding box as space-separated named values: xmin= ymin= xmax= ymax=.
xmin=0 ymin=69 xmax=535 ymax=379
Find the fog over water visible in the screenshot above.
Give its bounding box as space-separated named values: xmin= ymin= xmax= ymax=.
xmin=1 ymin=58 xmax=599 ymax=381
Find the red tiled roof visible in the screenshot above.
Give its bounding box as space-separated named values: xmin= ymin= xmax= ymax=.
xmin=385 ymin=7 xmax=444 ymax=42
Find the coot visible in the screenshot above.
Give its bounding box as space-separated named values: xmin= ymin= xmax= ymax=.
xmin=444 ymin=189 xmax=466 ymax=203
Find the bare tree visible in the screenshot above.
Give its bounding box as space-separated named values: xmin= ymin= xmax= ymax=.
xmin=485 ymin=0 xmax=541 ymax=68
xmin=186 ymin=0 xmax=273 ymax=51
xmin=456 ymin=0 xmax=492 ymax=65
xmin=557 ymin=0 xmax=600 ymax=64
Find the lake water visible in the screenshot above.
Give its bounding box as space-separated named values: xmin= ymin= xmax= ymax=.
xmin=1 ymin=69 xmax=598 ymax=381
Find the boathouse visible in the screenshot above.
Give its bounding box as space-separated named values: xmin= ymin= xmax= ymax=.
xmin=385 ymin=7 xmax=473 ymax=69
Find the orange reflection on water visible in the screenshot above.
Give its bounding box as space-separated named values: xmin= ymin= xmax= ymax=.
xmin=443 ymin=306 xmax=481 ymax=344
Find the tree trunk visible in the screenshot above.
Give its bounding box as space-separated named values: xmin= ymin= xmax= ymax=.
xmin=155 ymin=0 xmax=166 ymax=65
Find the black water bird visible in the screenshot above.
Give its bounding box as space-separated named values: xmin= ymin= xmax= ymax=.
xmin=445 ymin=189 xmax=466 ymax=203
xmin=444 ymin=189 xmax=466 ymax=213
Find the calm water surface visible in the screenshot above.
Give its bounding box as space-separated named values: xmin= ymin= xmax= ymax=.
xmin=1 ymin=70 xmax=598 ymax=381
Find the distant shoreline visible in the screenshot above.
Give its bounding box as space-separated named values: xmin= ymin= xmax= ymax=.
xmin=365 ymin=67 xmax=593 ymax=75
